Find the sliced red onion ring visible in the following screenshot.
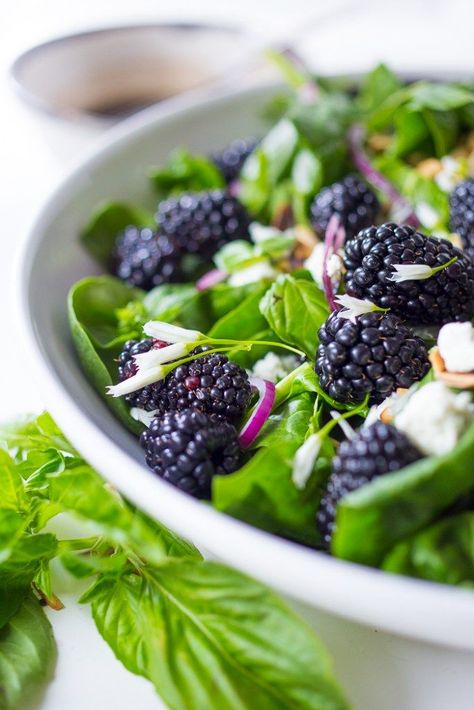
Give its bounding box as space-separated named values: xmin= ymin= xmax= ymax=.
xmin=322 ymin=215 xmax=341 ymax=312
xmin=348 ymin=124 xmax=419 ymax=227
xmin=238 ymin=376 xmax=276 ymax=448
xmin=196 ymin=269 xmax=227 ymax=291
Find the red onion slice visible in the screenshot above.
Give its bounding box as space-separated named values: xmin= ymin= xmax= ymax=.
xmin=238 ymin=376 xmax=276 ymax=448
xmin=196 ymin=269 xmax=227 ymax=292
xmin=348 ymin=124 xmax=419 ymax=227
xmin=322 ymin=215 xmax=341 ymax=312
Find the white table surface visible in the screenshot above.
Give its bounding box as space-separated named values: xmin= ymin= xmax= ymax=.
xmin=2 ymin=1 xmax=474 ymax=708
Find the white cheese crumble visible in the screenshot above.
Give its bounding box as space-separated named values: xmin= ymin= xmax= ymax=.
xmin=435 ymin=156 xmax=464 ymax=193
xmin=304 ymin=242 xmax=343 ymax=289
xmin=252 ymin=352 xmax=300 ymax=383
xmin=438 ymin=321 xmax=474 ymax=373
xmin=395 ymin=381 xmax=473 ymax=456
xmin=228 ymin=261 xmax=278 ymax=286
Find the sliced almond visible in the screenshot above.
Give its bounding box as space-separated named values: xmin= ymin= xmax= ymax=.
xmin=416 ymin=158 xmax=442 ymax=179
xmin=430 ymin=347 xmax=474 ymax=388
xmin=367 ymin=133 xmax=392 ymax=152
xmin=293 ymin=224 xmax=319 ymax=260
xmin=380 ymin=406 xmax=394 ymax=424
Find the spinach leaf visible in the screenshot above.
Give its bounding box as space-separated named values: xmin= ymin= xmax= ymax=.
xmin=209 ymin=283 xmax=270 ymax=340
xmin=358 ymin=64 xmax=402 ymax=115
xmin=260 ymin=275 xmax=329 ymax=357
xmin=149 ymin=148 xmax=224 ymax=197
xmin=68 ymin=277 xmax=144 ymax=434
xmin=382 ymin=512 xmax=474 ymax=587
xmin=0 ymin=596 xmax=57 ymax=710
xmin=333 ymin=421 xmax=474 ymax=565
xmin=0 ymin=589 xmax=28 ymax=631
xmin=82 ymin=561 xmax=348 ymax=710
xmin=80 ymin=202 xmax=155 ymax=266
xmin=213 ymin=393 xmax=327 ymax=548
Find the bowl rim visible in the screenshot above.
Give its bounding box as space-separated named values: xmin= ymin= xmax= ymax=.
xmin=17 ymin=78 xmax=474 ymax=651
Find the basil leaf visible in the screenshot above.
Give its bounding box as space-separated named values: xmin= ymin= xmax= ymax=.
xmin=383 ymin=512 xmax=474 ymax=587
xmin=359 ymin=63 xmax=402 ymax=115
xmin=0 ymin=451 xmax=25 ymax=512
xmin=209 ymin=284 xmax=269 ymax=340
xmin=0 ymin=412 xmax=76 ymax=458
xmin=214 ymin=240 xmax=255 ymax=273
xmin=68 ymin=277 xmax=144 ymax=434
xmin=260 ymin=275 xmax=329 ymax=357
xmin=0 ymin=589 xmax=28 ymax=630
xmin=0 ymin=595 xmax=57 ymax=710
xmin=80 ymin=202 xmax=155 ymax=266
xmin=407 ymin=82 xmax=474 ymax=111
xmin=149 ymin=148 xmax=224 ymax=197
xmin=82 ymin=561 xmax=347 ymax=710
xmin=333 ymin=421 xmax=474 ymax=565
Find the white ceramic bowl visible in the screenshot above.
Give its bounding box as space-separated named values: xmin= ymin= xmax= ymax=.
xmin=18 ymin=82 xmax=474 ymax=653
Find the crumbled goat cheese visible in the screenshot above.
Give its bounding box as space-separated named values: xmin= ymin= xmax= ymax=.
xmin=304 ymin=242 xmax=343 ymax=289
xmin=435 ymin=156 xmax=464 ymax=193
xmin=396 ymin=381 xmax=473 ymax=456
xmin=438 ymin=321 xmax=474 ymax=373
xmin=228 ymin=261 xmax=278 ymax=286
xmin=252 ymin=352 xmax=300 ymax=383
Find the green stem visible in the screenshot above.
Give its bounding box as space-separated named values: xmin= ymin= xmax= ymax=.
xmin=201 ymin=337 xmax=304 ymax=357
xmin=430 ymin=255 xmax=458 ymax=276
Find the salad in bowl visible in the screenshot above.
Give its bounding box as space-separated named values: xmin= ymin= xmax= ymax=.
xmin=69 ymin=62 xmax=474 ymax=585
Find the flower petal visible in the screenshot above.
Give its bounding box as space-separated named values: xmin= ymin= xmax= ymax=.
xmin=134 ymin=342 xmax=188 ymax=371
xmin=143 ymin=321 xmax=202 ymax=343
xmin=292 ymin=434 xmax=322 ymax=490
xmin=106 ymin=366 xmax=165 ymax=397
xmin=388 ymin=264 xmax=433 ymax=283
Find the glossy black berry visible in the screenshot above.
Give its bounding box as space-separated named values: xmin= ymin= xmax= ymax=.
xmin=140 ymin=408 xmax=241 ymax=498
xmin=310 ymin=174 xmax=379 ymax=240
xmin=449 ymin=178 xmax=474 ymax=254
xmin=156 ymin=190 xmax=251 ymax=261
xmin=211 ymin=137 xmax=259 ymax=183
xmin=317 ymin=422 xmax=422 ymax=546
xmin=315 ymin=311 xmax=430 ymax=404
xmin=344 ymin=222 xmax=474 ymax=324
xmin=112 ymin=226 xmax=185 ymax=290
xmin=118 ymin=341 xmax=252 ymax=423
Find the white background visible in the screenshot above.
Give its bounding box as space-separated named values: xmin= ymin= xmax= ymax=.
xmin=1 ymin=1 xmax=474 ymax=708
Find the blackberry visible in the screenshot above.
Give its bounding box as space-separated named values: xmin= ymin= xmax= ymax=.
xmin=310 ymin=174 xmax=379 ymax=240
xmin=140 ymin=408 xmax=241 ymax=498
xmin=344 ymin=222 xmax=474 ymax=324
xmin=317 ymin=422 xmax=422 ymax=546
xmin=118 ymin=338 xmax=168 ymax=410
xmin=118 ymin=341 xmax=252 ymax=422
xmin=156 ymin=190 xmax=251 ymax=261
xmin=315 ymin=311 xmax=430 ymax=404
xmin=449 ymin=178 xmax=474 ymax=253
xmin=211 ymin=137 xmax=259 ymax=183
xmin=112 ymin=226 xmax=185 ymax=290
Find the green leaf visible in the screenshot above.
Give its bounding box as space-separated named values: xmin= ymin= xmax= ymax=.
xmin=407 ymin=82 xmax=474 ymax=111
xmin=390 ymin=109 xmax=430 ymax=157
xmin=149 ymin=148 xmax=224 ymax=197
xmin=209 ymin=284 xmax=270 ymax=340
xmin=0 ymin=589 xmax=27 ymax=631
xmin=0 ymin=412 xmax=76 ymax=458
xmin=83 ymin=561 xmax=347 ymax=710
xmin=422 ymin=108 xmax=460 ymax=157
xmin=383 ymin=512 xmax=474 ymax=587
xmin=45 ymin=463 xmax=200 ymax=563
xmin=80 ymin=202 xmax=155 ymax=267
xmin=359 ymin=63 xmax=402 ymax=115
xmin=0 ymin=595 xmax=57 ymax=710
xmin=0 ymin=451 xmax=25 ymax=512
xmin=260 ymin=275 xmax=329 ymax=357
xmin=214 ymin=241 xmax=256 ymax=273
xmin=68 ymin=277 xmax=144 ymax=434
xmin=333 ymin=420 xmax=474 ymax=565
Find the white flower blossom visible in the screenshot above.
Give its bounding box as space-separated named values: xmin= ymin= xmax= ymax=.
xmin=415 ymin=202 xmax=439 ymax=229
xmin=334 ymin=294 xmax=385 ymax=324
xmin=249 ymin=223 xmax=284 ymax=244
xmin=292 ymin=433 xmax=322 ymax=490
xmin=228 ymin=261 xmax=278 ymax=286
xmin=438 ymin=321 xmax=474 ymax=373
xmin=107 ymin=365 xmax=165 ymax=397
xmin=388 ymin=264 xmax=436 ymax=283
xmin=130 ymin=408 xmax=159 ymax=427
xmin=143 ymin=321 xmax=202 ymax=343
xmin=252 ymin=352 xmax=300 ymax=383
xmin=133 ymin=342 xmax=189 ymax=371
xmin=304 ymin=243 xmax=343 ymax=289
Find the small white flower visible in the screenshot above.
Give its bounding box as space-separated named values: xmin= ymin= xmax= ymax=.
xmin=107 ymin=366 xmax=165 ymax=397
xmin=133 ymin=342 xmax=189 ymax=371
xmin=438 ymin=321 xmax=474 ymax=373
xmin=228 ymin=261 xmax=278 ymax=286
xmin=252 ymin=352 xmax=300 ymax=383
xmin=388 ymin=264 xmax=436 ymax=283
xmin=329 ymin=411 xmax=356 ymax=440
xmin=304 ymin=243 xmax=343 ymax=289
xmin=249 ymin=223 xmax=283 ymax=244
xmin=334 ymin=294 xmax=385 ymax=324
xmin=292 ymin=434 xmax=322 ymax=490
xmin=415 ymin=202 xmax=439 ymax=229
xmin=435 ymin=156 xmax=465 ymax=193
xmin=130 ymin=408 xmax=159 ymax=427
xmin=143 ymin=321 xmax=202 ymax=343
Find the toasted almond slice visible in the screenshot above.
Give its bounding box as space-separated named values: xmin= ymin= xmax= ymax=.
xmin=367 ymin=133 xmax=392 ymax=152
xmin=416 ymin=158 xmax=442 ymax=179
xmin=430 ymin=347 xmax=474 ymax=388
xmin=293 ymin=224 xmax=319 ymax=260
xmin=380 ymin=406 xmax=393 ymax=424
